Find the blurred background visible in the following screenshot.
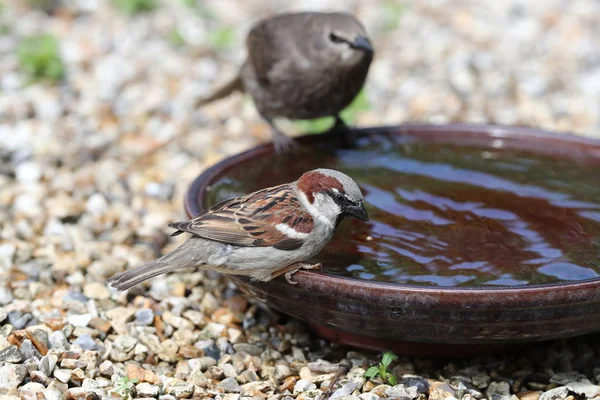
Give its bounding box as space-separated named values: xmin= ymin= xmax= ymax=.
xmin=2 ymin=0 xmax=600 ymax=310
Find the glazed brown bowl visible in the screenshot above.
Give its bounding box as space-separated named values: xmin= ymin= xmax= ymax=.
xmin=185 ymin=123 xmax=600 ymax=357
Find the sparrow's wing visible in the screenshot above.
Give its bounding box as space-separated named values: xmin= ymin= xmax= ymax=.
xmin=169 ymin=184 xmax=314 ymax=251
xmin=246 ymin=13 xmax=314 ymax=84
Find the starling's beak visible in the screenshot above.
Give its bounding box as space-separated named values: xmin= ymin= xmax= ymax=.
xmin=351 ymin=36 xmax=373 ymax=53
xmin=347 ymin=201 xmax=369 ymax=221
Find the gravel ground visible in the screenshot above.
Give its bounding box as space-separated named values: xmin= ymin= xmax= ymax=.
xmin=1 ymin=0 xmax=600 ymax=399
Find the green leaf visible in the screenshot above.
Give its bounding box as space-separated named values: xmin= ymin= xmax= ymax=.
xmin=381 ymin=351 xmax=398 ymax=368
xmin=208 ymin=26 xmax=236 ymax=50
xmin=388 ymin=374 xmax=398 ymax=385
xmin=365 ymin=366 xmax=380 ymax=379
xmin=339 ymin=89 xmax=371 ymax=124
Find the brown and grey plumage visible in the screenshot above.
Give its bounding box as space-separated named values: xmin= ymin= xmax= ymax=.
xmin=197 ymin=12 xmax=374 ymax=152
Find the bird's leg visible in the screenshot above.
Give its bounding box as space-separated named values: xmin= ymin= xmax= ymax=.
xmin=264 ymin=117 xmax=297 ymax=153
xmin=331 ymin=114 xmax=348 ymax=132
xmin=271 ymin=262 xmax=323 ymax=285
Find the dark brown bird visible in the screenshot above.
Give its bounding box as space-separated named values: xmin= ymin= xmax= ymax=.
xmin=198 ymin=12 xmax=374 ymax=152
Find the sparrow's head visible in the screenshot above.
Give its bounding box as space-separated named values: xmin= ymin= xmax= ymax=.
xmin=310 ymin=12 xmax=374 ymax=66
xmin=296 ymin=168 xmax=368 ymax=225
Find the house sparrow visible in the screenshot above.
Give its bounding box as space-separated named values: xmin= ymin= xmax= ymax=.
xmin=107 ymin=169 xmax=368 ymax=290
xmin=197 ymin=12 xmax=374 ymax=152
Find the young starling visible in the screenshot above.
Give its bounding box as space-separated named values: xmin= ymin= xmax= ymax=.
xmin=198 ymin=12 xmax=374 ymax=152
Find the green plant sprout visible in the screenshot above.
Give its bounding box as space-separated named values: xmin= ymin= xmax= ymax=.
xmin=208 ymin=26 xmax=236 ymax=50
xmin=17 ymin=34 xmax=65 ymax=82
xmin=115 ymin=376 xmax=139 ymax=399
xmin=365 ymin=351 xmax=399 ymax=385
xmin=111 ymin=0 xmax=156 ymax=15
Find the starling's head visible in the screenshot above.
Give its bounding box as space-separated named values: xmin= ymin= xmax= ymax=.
xmin=318 ymin=12 xmax=374 ymax=66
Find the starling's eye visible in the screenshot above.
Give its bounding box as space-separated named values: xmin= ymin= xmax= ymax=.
xmin=329 ymin=33 xmax=345 ymax=44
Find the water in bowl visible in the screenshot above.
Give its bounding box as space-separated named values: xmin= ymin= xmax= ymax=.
xmin=204 ymin=133 xmax=600 ymax=287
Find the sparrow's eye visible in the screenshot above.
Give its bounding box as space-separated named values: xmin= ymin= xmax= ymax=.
xmin=329 ymin=33 xmax=345 ymax=44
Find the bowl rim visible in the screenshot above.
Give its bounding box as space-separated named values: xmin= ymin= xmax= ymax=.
xmin=185 ymin=122 xmax=600 ymax=297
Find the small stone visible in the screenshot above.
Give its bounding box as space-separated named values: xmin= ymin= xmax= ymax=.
xmin=487 ymin=381 xmax=511 ymax=400
xmin=20 ymin=339 xmax=41 ymax=360
xmin=518 ymin=392 xmax=542 ymax=400
xmin=274 ymin=365 xmax=293 ymax=381
xmin=232 ymin=343 xmax=263 ymax=356
xmin=28 ymin=329 xmax=49 ymax=355
xmin=539 ymin=387 xmax=569 ymax=400
xmin=127 ymin=363 xmax=161 ymax=384
xmin=178 ymin=344 xmax=203 ymax=359
xmin=0 ymin=345 xmax=23 ymax=363
xmin=89 ymin=317 xmax=111 ymax=333
xmin=430 ymin=381 xmax=457 ymax=400
xmin=297 ymin=390 xmax=323 ymax=400
xmin=61 ymin=358 xmax=87 ymax=369
xmin=73 ymin=335 xmax=97 ymax=350
xmin=135 ymin=308 xmax=155 ymax=325
xmin=16 ymin=161 xmax=42 ymax=183
xmin=86 ymin=193 xmax=108 ymax=215
xmin=49 ymin=330 xmax=70 ymax=350
xmin=0 ymin=364 xmax=28 ymax=390
xmin=54 ymin=368 xmax=72 ymax=383
xmin=219 ymin=377 xmax=242 ymax=393
xmin=137 ymin=382 xmax=161 ymax=397
xmin=566 ymin=382 xmax=600 ymax=398
xmin=196 ymin=356 xmax=217 ymax=371
xmin=8 ymin=310 xmax=32 ymax=329
xmin=331 ymin=382 xmax=360 ymax=399
xmin=113 ymin=335 xmax=138 ymax=352
xmin=67 ymin=313 xmax=93 ymax=328
xmin=385 ymin=384 xmax=418 ymax=400
xmin=188 ymin=369 xmax=208 ymax=387
xmin=39 ymin=354 xmax=58 ymax=376
xmin=31 ymin=370 xmax=49 ymax=385
xmin=295 ymin=379 xmax=317 ymax=393
xmin=401 ymin=376 xmax=430 ymax=394
xmin=42 ymin=388 xmax=62 ymax=400
xmin=165 ymin=379 xmax=195 ymax=398
xmin=99 ymin=360 xmax=114 ymax=377
xmin=360 ymin=393 xmax=381 ymax=400
xmin=19 ymin=381 xmax=45 ymax=399
xmin=83 ymin=282 xmax=110 ymax=300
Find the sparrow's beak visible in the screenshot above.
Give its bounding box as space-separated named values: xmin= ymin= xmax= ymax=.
xmin=351 ymin=36 xmax=374 ymax=53
xmin=347 ymin=201 xmax=369 ymax=221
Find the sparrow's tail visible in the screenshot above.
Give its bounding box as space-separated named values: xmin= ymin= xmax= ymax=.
xmin=196 ymin=74 xmax=244 ymax=107
xmin=107 ymin=239 xmax=200 ymax=291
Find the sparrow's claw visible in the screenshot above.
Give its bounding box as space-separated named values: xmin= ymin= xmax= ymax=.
xmin=278 ymin=262 xmax=323 ymax=284
xmin=284 ymin=269 xmax=300 ymax=285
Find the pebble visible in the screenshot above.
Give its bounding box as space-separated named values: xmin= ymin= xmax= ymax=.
xmin=331 ymin=382 xmax=361 ymax=399
xmin=0 ymin=345 xmax=23 ymax=363
xmin=67 ymin=313 xmax=93 ymax=328
xmin=83 ymin=282 xmax=110 ymax=300
xmin=539 ymin=387 xmax=569 ymax=400
xmin=137 ymin=382 xmax=161 ymax=397
xmin=72 ymin=335 xmax=97 ymax=350
xmin=218 ymin=377 xmax=242 ymax=393
xmin=135 ymin=308 xmax=155 ymax=325
xmin=295 ymin=379 xmax=317 ymax=393
xmin=53 ymin=368 xmax=72 ymax=383
xmin=0 ymin=364 xmax=28 ymax=390
xmin=20 ymin=339 xmax=41 ymax=361
xmin=566 ymin=381 xmax=600 ymax=398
